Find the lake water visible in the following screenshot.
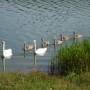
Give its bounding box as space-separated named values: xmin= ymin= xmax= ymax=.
xmin=0 ymin=0 xmax=90 ymax=72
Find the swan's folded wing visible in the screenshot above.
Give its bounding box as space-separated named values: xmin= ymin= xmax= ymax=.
xmin=4 ymin=49 xmax=12 ymax=57
xmin=35 ymin=48 xmax=47 ymax=56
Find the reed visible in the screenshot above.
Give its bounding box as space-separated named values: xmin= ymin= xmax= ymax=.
xmin=50 ymin=40 xmax=90 ymax=75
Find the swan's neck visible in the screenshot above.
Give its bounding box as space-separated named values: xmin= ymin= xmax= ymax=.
xmin=2 ymin=41 xmax=5 ymax=55
xmin=60 ymin=34 xmax=63 ymax=41
xmin=73 ymin=32 xmax=76 ymax=38
xmin=33 ymin=40 xmax=36 ymax=52
xmin=2 ymin=41 xmax=5 ymax=51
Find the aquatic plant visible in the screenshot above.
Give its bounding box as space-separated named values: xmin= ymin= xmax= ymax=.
xmin=50 ymin=40 xmax=90 ymax=75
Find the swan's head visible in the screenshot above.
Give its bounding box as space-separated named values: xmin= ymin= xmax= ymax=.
xmin=33 ymin=40 xmax=36 ymax=43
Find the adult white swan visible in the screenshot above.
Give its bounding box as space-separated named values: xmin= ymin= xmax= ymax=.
xmin=2 ymin=41 xmax=12 ymax=59
xmin=33 ymin=40 xmax=47 ymax=56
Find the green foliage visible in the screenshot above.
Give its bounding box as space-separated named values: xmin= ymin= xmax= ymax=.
xmin=50 ymin=40 xmax=90 ymax=75
xmin=0 ymin=71 xmax=90 ymax=90
xmin=65 ymin=72 xmax=90 ymax=88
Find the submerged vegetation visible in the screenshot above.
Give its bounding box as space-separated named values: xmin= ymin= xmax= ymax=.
xmin=50 ymin=40 xmax=90 ymax=75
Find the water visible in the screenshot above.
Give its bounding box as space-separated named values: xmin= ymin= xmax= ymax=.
xmin=0 ymin=0 xmax=90 ymax=72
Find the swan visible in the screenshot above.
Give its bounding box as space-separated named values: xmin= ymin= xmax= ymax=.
xmin=56 ymin=40 xmax=63 ymax=45
xmin=33 ymin=40 xmax=47 ymax=56
xmin=73 ymin=32 xmax=83 ymax=39
xmin=42 ymin=41 xmax=49 ymax=48
xmin=53 ymin=35 xmax=63 ymax=45
xmin=44 ymin=41 xmax=49 ymax=46
xmin=63 ymin=36 xmax=70 ymax=41
xmin=54 ymin=38 xmax=63 ymax=45
xmin=41 ymin=38 xmax=49 ymax=48
xmin=59 ymin=34 xmax=70 ymax=41
xmin=75 ymin=34 xmax=82 ymax=38
xmin=24 ymin=42 xmax=33 ymax=51
xmin=2 ymin=41 xmax=12 ymax=59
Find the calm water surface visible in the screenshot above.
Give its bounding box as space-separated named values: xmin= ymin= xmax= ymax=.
xmin=0 ymin=0 xmax=90 ymax=72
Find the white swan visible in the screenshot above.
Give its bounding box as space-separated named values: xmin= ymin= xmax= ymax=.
xmin=33 ymin=40 xmax=47 ymax=56
xmin=2 ymin=41 xmax=12 ymax=59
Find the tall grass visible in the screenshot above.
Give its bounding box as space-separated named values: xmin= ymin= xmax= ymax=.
xmin=0 ymin=71 xmax=90 ymax=90
xmin=50 ymin=40 xmax=90 ymax=75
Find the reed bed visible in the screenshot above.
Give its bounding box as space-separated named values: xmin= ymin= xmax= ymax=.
xmin=50 ymin=40 xmax=90 ymax=75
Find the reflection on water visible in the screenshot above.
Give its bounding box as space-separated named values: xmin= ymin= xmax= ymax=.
xmin=0 ymin=0 xmax=90 ymax=72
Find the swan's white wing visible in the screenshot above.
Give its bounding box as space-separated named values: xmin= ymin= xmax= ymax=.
xmin=4 ymin=49 xmax=12 ymax=58
xmin=35 ymin=48 xmax=47 ymax=56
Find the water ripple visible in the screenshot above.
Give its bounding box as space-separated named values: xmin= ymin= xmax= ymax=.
xmin=0 ymin=0 xmax=90 ymax=72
